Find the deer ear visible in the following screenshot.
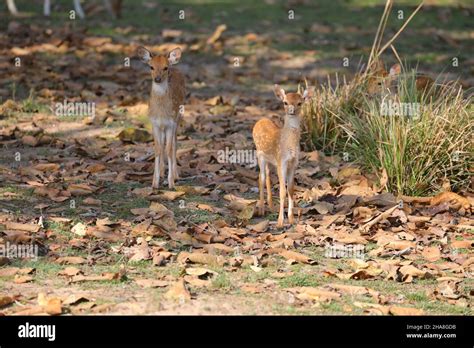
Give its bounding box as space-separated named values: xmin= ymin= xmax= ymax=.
xmin=274 ymin=84 xmax=286 ymax=101
xmin=137 ymin=46 xmax=152 ymax=63
xmin=301 ymin=89 xmax=309 ymax=100
xmin=373 ymin=58 xmax=385 ymax=73
xmin=168 ymin=48 xmax=182 ymax=65
xmin=389 ymin=63 xmax=401 ymax=76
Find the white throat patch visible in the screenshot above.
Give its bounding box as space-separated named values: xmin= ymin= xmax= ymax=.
xmin=152 ymin=79 xmax=169 ymax=96
xmin=285 ymin=115 xmax=300 ymax=129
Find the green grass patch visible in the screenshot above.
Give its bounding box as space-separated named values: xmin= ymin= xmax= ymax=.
xmin=98 ymin=182 xmax=149 ymax=219
xmin=212 ymin=272 xmax=233 ymax=290
xmin=278 ymin=271 xmax=320 ymax=288
xmin=305 ymin=63 xmax=473 ymax=195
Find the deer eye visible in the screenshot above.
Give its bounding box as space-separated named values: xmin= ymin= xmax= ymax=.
xmin=150 ymin=66 xmax=154 ymax=70
xmin=297 ymin=102 xmax=302 ymax=106
xmin=163 ymin=67 xmax=168 ymax=71
xmin=284 ymin=102 xmax=288 ymax=106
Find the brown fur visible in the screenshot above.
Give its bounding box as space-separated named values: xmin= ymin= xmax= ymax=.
xmin=415 ymin=75 xmax=434 ymax=92
xmin=401 ymin=191 xmax=470 ymax=212
xmin=137 ymin=46 xmax=185 ymax=189
xmin=253 ymin=85 xmax=308 ymax=227
xmin=367 ymin=60 xmax=434 ymax=95
xmin=148 ymin=66 xmax=185 ymax=122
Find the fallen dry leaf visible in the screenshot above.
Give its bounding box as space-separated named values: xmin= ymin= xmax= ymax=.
xmin=0 ymin=267 xmax=20 ymax=277
xmin=336 ymin=269 xmax=377 ymax=280
xmin=71 ymin=222 xmax=87 ymax=236
xmin=389 ymin=306 xmax=424 ymax=316
xmin=399 ymin=265 xmax=433 ymax=283
xmin=0 ymin=257 xmax=9 ymax=266
xmin=14 ymin=275 xmax=33 ymax=284
xmin=83 ymin=197 xmax=102 ymax=205
xmin=68 ymin=183 xmax=97 ymax=196
xmin=135 ymin=278 xmax=169 ymax=288
xmin=38 ymin=293 xmax=63 ymax=315
xmin=55 ymin=256 xmax=87 ymax=265
xmin=451 ymin=240 xmax=473 ymax=249
xmin=58 ymin=267 xmax=82 ymax=277
xmin=0 ymin=295 xmax=15 ymax=308
xmin=203 ymin=243 xmax=235 ymax=255
xmin=289 ymin=287 xmax=341 ymax=302
xmin=34 ymin=163 xmax=60 ymax=172
xmin=63 ymin=294 xmax=92 ymax=306
xmin=279 ymin=249 xmax=317 ymax=265
xmin=247 ymin=220 xmax=269 ymax=233
xmin=4 ymin=221 xmax=40 ymax=232
xmin=185 ymin=267 xmax=218 ymax=277
xmin=354 ymin=302 xmax=390 ymax=315
xmin=164 ymin=279 xmax=191 ymax=301
xmin=421 ymin=246 xmax=441 ymax=262
xmin=71 ymin=272 xmax=125 ymax=283
xmin=155 ymin=191 xmax=185 ymax=201
xmin=118 ymin=127 xmax=152 ymax=142
xmin=328 ymin=283 xmax=379 ymax=297
xmin=177 ymin=251 xmax=222 ymax=266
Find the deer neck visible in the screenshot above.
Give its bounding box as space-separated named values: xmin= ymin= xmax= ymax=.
xmin=282 ymin=114 xmax=301 ymax=132
xmin=151 ymin=78 xmax=169 ymax=98
xmin=280 ymin=114 xmax=301 ymax=150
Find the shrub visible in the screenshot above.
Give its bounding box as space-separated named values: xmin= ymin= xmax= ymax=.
xmin=303 ymin=0 xmax=473 ymax=196
xmin=303 ymin=70 xmax=473 ymax=196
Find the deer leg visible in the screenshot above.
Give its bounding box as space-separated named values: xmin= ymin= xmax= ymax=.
xmin=7 ymin=0 xmax=19 ymax=15
xmin=277 ymin=162 xmax=287 ymax=227
xmin=265 ymin=164 xmax=273 ymax=210
xmin=165 ymin=126 xmax=175 ymax=189
xmin=103 ymin=0 xmax=115 ymax=18
xmin=73 ymin=0 xmax=85 ymax=18
xmin=159 ymin=129 xmax=165 ymax=185
xmin=43 ymin=0 xmax=50 ymax=16
xmin=172 ymin=122 xmax=179 ymax=180
xmin=106 ymin=0 xmax=122 ymax=18
xmin=257 ymin=155 xmax=266 ymax=216
xmin=151 ymin=122 xmax=164 ymax=189
xmin=287 ymin=163 xmax=296 ymax=224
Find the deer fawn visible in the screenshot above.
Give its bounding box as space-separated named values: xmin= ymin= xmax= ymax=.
xmin=367 ymin=60 xmax=434 ymax=95
xmin=137 ymin=46 xmax=185 ymax=189
xmin=253 ymin=85 xmax=309 ymax=227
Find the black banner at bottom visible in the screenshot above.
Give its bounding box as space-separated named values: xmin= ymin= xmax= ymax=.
xmin=0 ymin=315 xmax=472 ymax=346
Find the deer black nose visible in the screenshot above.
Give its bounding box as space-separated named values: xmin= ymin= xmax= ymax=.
xmin=154 ymin=77 xmax=162 ymax=83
